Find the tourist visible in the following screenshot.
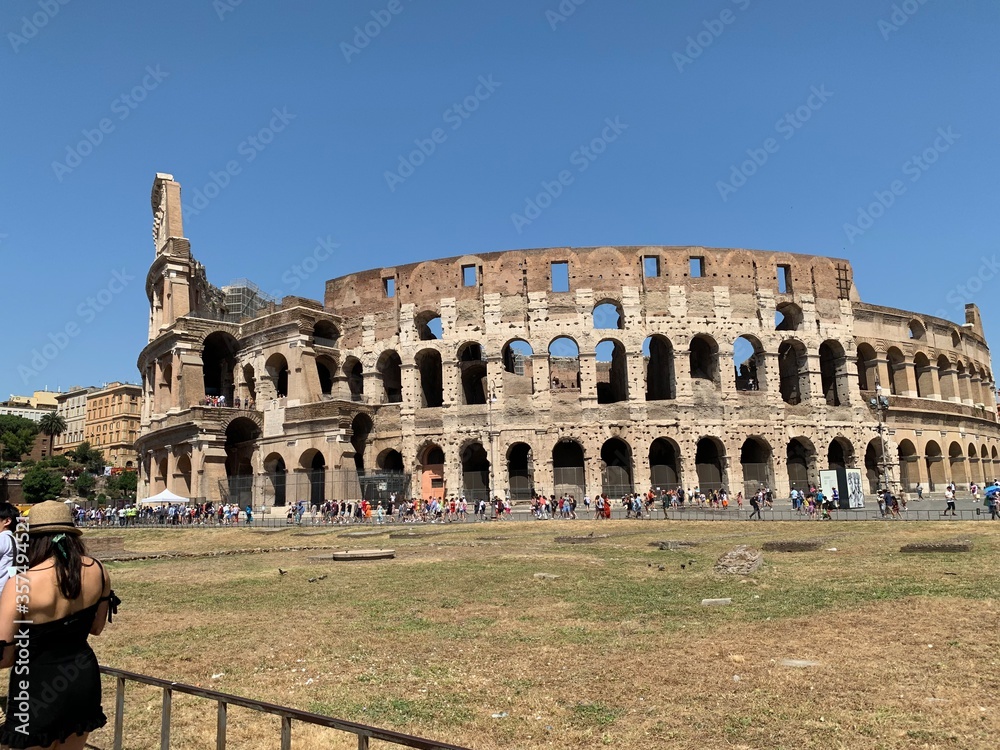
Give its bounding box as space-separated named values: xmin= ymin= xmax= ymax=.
xmin=0 ymin=500 xmax=120 ymax=749
xmin=987 ymin=490 xmax=999 ymax=520
xmin=748 ymin=492 xmax=761 ymax=520
xmin=916 ymin=483 xmax=923 ymax=500
xmin=942 ymin=486 xmax=957 ymax=516
xmin=0 ymin=504 xmax=17 ymax=593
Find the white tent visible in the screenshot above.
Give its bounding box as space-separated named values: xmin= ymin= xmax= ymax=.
xmin=140 ymin=489 xmax=191 ymax=505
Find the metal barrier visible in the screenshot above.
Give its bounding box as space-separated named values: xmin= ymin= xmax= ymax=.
xmin=97 ymin=666 xmax=471 ymax=750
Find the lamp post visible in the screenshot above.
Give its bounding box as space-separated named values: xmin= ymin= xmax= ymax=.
xmin=869 ymin=383 xmax=896 ymax=495
xmin=487 ymin=379 xmax=498 ymax=514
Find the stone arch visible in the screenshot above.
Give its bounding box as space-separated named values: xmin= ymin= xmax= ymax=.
xmin=907 ymin=319 xmax=925 ymax=340
xmin=733 ymin=334 xmax=765 ymax=392
xmin=548 ymin=337 xmax=580 ymax=391
xmin=298 ymin=449 xmax=326 ymax=507
xmin=740 ymin=437 xmax=773 ymax=497
xmin=912 ymin=352 xmax=933 ymax=398
xmin=649 ymin=437 xmax=680 ymax=489
xmin=897 ymin=440 xmax=918 ymax=492
xmin=778 ymin=339 xmax=809 ymax=404
xmin=312 ymin=320 xmax=340 ymax=346
xmin=377 ymin=448 xmax=404 ymax=472
xmin=241 ymin=364 xmax=257 ymax=404
xmin=552 ymin=439 xmax=586 ymax=498
xmin=457 ymin=342 xmax=488 ymax=405
xmin=316 ymin=354 xmax=337 ymax=397
xmin=775 ymin=302 xmax=803 ymax=331
xmin=925 ymin=440 xmax=944 ymax=491
xmin=343 ymin=357 xmax=364 ymax=401
xmin=225 ymin=417 xmax=260 ymax=506
xmin=601 ymin=437 xmax=633 ymax=496
xmin=265 ymin=353 xmax=290 ymax=399
xmin=856 ymin=343 xmax=878 ymax=392
xmin=819 ymin=340 xmax=848 ymax=406
xmin=949 ymin=441 xmax=967 ymax=486
xmin=202 ymin=331 xmax=239 ymax=403
xmin=418 ymin=442 xmax=446 ymax=500
xmin=828 ymin=437 xmax=854 ymax=470
xmin=689 ymin=334 xmax=720 ymax=387
xmin=415 ymin=348 xmax=444 ymax=407
xmin=377 ymin=350 xmax=402 ymax=403
xmin=643 ymin=335 xmax=675 ymax=401
xmin=886 ymin=347 xmax=905 ymax=396
xmin=460 ymin=442 xmax=491 ymax=501
xmin=694 ymin=437 xmax=726 ymax=493
xmin=864 ymin=439 xmax=883 ymax=495
xmin=596 ymin=338 xmax=628 ymax=404
xmin=175 ymin=453 xmax=192 ymax=497
xmin=592 ymin=300 xmax=624 ymax=330
xmin=263 ymin=452 xmax=287 ymax=507
xmin=937 ymin=355 xmax=957 ymax=401
xmin=351 ymin=413 xmax=374 ymax=474
xmin=415 ymin=310 xmax=443 ymax=341
xmin=507 ymin=442 xmax=534 ymax=500
xmin=786 ymin=437 xmax=815 ymax=492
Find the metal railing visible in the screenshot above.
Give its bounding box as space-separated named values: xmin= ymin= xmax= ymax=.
xmin=98 ymin=666 xmax=471 ymax=750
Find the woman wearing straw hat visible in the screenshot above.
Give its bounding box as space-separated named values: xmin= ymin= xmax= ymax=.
xmin=0 ymin=501 xmax=119 ymax=749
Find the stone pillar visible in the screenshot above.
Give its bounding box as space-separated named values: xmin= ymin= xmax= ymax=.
xmin=627 ymin=351 xmax=645 ymax=402
xmin=804 ymin=352 xmax=825 ymax=405
xmin=364 ymin=368 xmax=384 ymax=405
xmin=674 ymin=347 xmax=694 ymax=402
xmin=177 ymin=349 xmax=205 ymax=409
xmin=400 ymin=363 xmax=418 ymax=410
xmin=938 ymin=364 xmax=960 ymax=403
xmin=875 ymin=357 xmax=892 ymax=392
xmin=717 ymin=344 xmax=736 ymax=398
xmin=958 ymin=369 xmax=974 ymax=405
xmin=531 ymin=354 xmax=551 ymax=408
xmin=442 ymin=354 xmax=458 ymax=407
xmin=579 ymin=352 xmax=597 ymax=404
xmin=920 ymin=363 xmax=942 ymax=400
xmin=446 ymin=443 xmax=463 ymax=501
xmin=894 ymin=361 xmax=917 ymax=398
xmin=486 ymin=356 xmax=504 ymax=408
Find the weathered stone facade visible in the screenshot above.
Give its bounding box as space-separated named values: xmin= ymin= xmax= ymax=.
xmin=136 ymin=174 xmax=999 ymax=506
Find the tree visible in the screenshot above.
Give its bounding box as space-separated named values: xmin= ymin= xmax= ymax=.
xmin=74 ymin=471 xmax=96 ymax=497
xmin=107 ymin=470 xmax=138 ymax=499
xmin=0 ymin=414 xmax=39 ymax=462
xmin=22 ymin=465 xmax=65 ymax=503
xmin=70 ymin=442 xmax=106 ymax=475
xmin=39 ymin=412 xmax=67 ymax=458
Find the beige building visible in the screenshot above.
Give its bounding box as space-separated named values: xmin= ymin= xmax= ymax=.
xmin=85 ymin=383 xmax=141 ymax=468
xmin=54 ymin=386 xmax=98 ymax=455
xmin=136 ymin=173 xmax=999 ymax=506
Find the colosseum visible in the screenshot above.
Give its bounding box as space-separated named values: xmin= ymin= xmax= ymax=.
xmin=136 ymin=173 xmax=1000 ymax=508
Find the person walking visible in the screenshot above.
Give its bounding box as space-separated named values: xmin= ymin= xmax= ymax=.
xmin=0 ymin=500 xmax=120 ymax=749
xmin=942 ymin=486 xmax=957 ymax=516
xmin=748 ymin=493 xmax=761 ymax=520
xmin=987 ymin=490 xmax=999 ymax=520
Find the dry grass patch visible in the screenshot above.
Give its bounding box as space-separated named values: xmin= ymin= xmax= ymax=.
xmin=81 ymin=521 xmax=1000 ymax=749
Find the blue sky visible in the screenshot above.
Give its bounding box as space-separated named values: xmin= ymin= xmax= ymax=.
xmin=1 ymin=0 xmax=997 ymax=398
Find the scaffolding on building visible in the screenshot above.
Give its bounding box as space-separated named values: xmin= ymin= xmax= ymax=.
xmin=220 ymin=279 xmax=279 ymax=323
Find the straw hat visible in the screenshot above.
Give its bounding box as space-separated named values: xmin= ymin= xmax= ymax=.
xmin=27 ymin=500 xmax=81 ymax=536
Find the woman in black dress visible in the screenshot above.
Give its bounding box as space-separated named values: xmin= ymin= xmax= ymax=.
xmin=0 ymin=501 xmax=119 ymax=749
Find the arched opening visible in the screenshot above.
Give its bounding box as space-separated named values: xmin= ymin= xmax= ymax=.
xmin=980 ymin=445 xmax=990 ymax=485
xmin=419 ymin=444 xmax=445 ymax=499
xmin=415 ymin=311 xmax=443 ymax=341
xmin=856 ymin=343 xmax=878 ymax=392
xmin=778 ymin=340 xmax=808 ymax=405
xmin=828 ymin=438 xmax=853 ymax=471
xmin=507 ymin=442 xmax=534 ymax=500
xmin=897 ymin=440 xmax=917 ymax=492
xmin=949 ymin=442 xmax=967 ymax=486
xmin=596 ymin=339 xmax=628 ymax=404
xmin=786 ymin=438 xmax=814 ymax=492
xmin=864 ymin=439 xmax=883 ymax=495
xmin=415 ymin=349 xmax=443 ymax=407
xmin=548 ymin=337 xmax=580 ymax=392
xmin=775 ymin=302 xmax=802 ymax=331
xmin=461 ymin=442 xmax=491 ymax=501
xmin=175 ymin=454 xmax=192 ymax=497
xmin=158 ymin=362 xmax=173 ymax=409
xmin=689 ymin=335 xmax=719 ymax=387
xmin=913 ymin=352 xmax=932 ymax=399
xmin=312 ymin=320 xmax=339 ymax=347
xmin=649 ymin=438 xmax=680 ymax=489
xmin=202 ymin=332 xmax=238 ymax=403
xmin=265 ymin=353 xmax=290 ymax=399
xmin=377 ymin=449 xmax=404 ymax=472
xmin=502 ymin=340 xmax=534 ymax=377
xmin=936 ymin=356 xmax=957 ymax=402
xmin=733 ymin=335 xmax=764 ymax=392
xmin=377 ymin=351 xmax=403 ymax=403
xmin=351 ymin=413 xmax=373 ymax=474
xmin=343 ymin=358 xmax=364 ymax=402
xmin=967 ymin=443 xmax=980 ymax=486
xmin=242 ymin=364 xmax=256 ymax=404
xmin=601 ymin=438 xmax=633 ymax=496
xmin=316 ymin=355 xmax=336 ymax=397
xmin=907 ymin=319 xmax=925 ymax=340
xmin=225 ymin=417 xmax=260 ymax=506
xmin=643 ymin=335 xmax=675 ymax=401
xmin=955 ymin=361 xmax=970 ymax=403
xmin=740 ymin=437 xmax=773 ymax=497
xmin=593 ymin=301 xmax=624 ymax=330
xmin=992 ymin=446 xmax=999 ymax=481
xmin=925 ymin=441 xmax=944 ymax=492
xmin=951 ymin=329 xmax=962 ymax=347
xmin=886 ymin=348 xmax=905 ymax=396
xmin=695 ymin=437 xmax=725 ymax=493
xmin=458 ymin=343 xmax=488 ymax=405
xmin=264 ymin=453 xmax=287 ymax=507
xmin=303 ymin=450 xmax=326 ymax=507
xmin=819 ymin=340 xmax=848 ymax=406
xmin=155 ymin=456 xmax=168 ymax=495
xmin=552 ymin=440 xmax=585 ymax=498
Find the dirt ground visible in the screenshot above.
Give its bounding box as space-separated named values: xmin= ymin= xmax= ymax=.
xmin=73 ymin=521 xmax=999 ymax=749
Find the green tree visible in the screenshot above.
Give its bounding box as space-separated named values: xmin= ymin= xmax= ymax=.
xmin=22 ymin=465 xmax=65 ymax=503
xmin=74 ymin=471 xmax=96 ymax=496
xmin=0 ymin=414 xmax=39 ymax=462
xmin=107 ymin=470 xmax=138 ymax=499
xmin=39 ymin=412 xmax=67 ymax=458
xmin=70 ymin=442 xmax=106 ymax=475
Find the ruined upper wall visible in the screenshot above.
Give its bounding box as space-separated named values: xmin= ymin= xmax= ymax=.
xmin=325 ymin=245 xmax=853 ymax=320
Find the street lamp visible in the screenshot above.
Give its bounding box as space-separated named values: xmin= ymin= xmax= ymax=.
xmin=869 ymin=382 xmax=895 ymax=494
xmin=487 ymin=379 xmax=498 ymax=512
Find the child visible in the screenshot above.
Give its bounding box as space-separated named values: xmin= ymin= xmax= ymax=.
xmin=0 ymin=502 xmax=20 ymax=592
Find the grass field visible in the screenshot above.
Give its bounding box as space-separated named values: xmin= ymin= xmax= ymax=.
xmin=80 ymin=520 xmax=1000 ymax=749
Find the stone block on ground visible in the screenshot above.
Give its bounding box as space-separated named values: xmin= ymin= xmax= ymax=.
xmin=714 ymin=545 xmax=762 ymax=575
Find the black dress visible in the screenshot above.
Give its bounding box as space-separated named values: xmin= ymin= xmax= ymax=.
xmin=1 ymin=573 xmax=118 ymax=748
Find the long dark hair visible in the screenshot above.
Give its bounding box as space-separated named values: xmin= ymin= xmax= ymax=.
xmin=27 ymin=533 xmax=89 ymax=600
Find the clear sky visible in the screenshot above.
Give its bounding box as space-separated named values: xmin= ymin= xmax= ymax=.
xmin=1 ymin=0 xmax=997 ymax=399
